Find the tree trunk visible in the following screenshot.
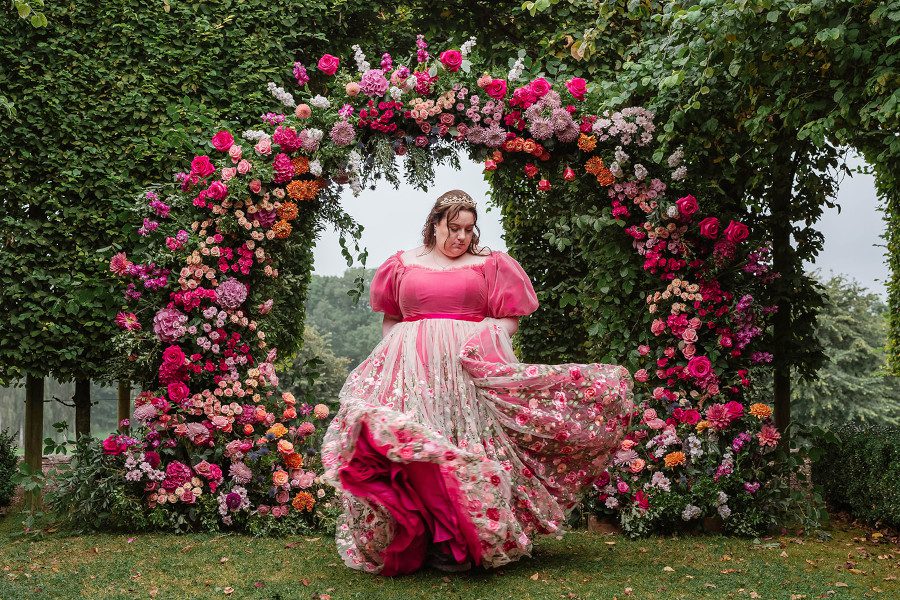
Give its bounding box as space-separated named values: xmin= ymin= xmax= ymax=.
xmin=118 ymin=380 xmax=131 ymax=430
xmin=74 ymin=378 xmax=91 ymax=438
xmin=24 ymin=375 xmax=44 ymax=508
xmin=769 ymin=141 xmax=799 ymax=438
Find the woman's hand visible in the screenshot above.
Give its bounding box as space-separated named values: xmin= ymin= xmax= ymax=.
xmin=382 ymin=314 xmax=401 ymax=338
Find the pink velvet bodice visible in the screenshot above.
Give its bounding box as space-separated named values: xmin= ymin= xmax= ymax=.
xmin=369 ymin=250 xmax=539 ymax=320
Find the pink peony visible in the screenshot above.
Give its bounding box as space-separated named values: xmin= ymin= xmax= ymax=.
xmin=211 ymin=130 xmax=234 ymax=152
xmin=675 ymin=194 xmax=698 ymax=217
xmin=565 ymin=77 xmax=587 ymax=101
xmin=686 ymin=355 xmax=712 ymax=379
xmin=439 ymin=49 xmax=463 ymax=72
xmin=698 ymin=217 xmax=719 ymax=239
xmin=723 ymin=220 xmax=750 ymax=243
xmin=317 ymin=54 xmax=340 ymax=75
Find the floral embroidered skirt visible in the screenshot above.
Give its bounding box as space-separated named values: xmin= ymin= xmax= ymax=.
xmin=320 ymin=318 xmax=634 ymax=575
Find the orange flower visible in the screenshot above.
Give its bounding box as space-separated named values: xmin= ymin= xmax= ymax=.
xmin=272 ymin=219 xmax=292 ymax=239
xmin=291 ymin=156 xmax=309 ymax=175
xmin=267 ymin=423 xmax=288 ymax=438
xmin=491 ymin=150 xmax=504 ymax=163
xmin=522 ymin=140 xmax=537 ymax=155
xmin=696 ymin=420 xmax=710 ymax=432
xmin=277 ymin=439 xmax=294 ymax=455
xmin=577 ymin=134 xmax=597 ymax=152
xmin=512 ymin=138 xmax=525 ymax=152
xmin=286 ymin=179 xmax=319 ymax=201
xmin=277 ymin=201 xmax=299 ymax=221
xmin=585 ymin=156 xmax=606 ymax=175
xmin=292 ymin=491 xmax=315 ymax=512
xmin=749 ymin=403 xmax=773 ymax=419
xmin=664 ymin=451 xmax=686 ymax=468
xmin=596 ymin=169 xmax=615 ymax=186
xmin=272 ymin=469 xmax=289 ymax=486
xmin=284 ymin=452 xmax=304 ymax=469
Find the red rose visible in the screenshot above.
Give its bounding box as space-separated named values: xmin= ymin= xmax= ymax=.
xmin=698 ymin=216 xmax=719 ymax=239
xmin=563 ymin=166 xmax=576 ymax=181
xmin=439 ymin=49 xmax=463 ymax=72
xmin=538 ymin=178 xmax=551 ymax=191
xmin=565 ymin=77 xmax=587 ymax=101
xmin=485 ymin=78 xmax=508 ymax=100
xmin=167 ymin=381 xmax=190 ymax=403
xmin=723 ymin=220 xmax=749 ymax=243
xmin=529 ymin=77 xmax=552 ymax=97
xmin=190 ymin=155 xmax=215 ymax=178
xmin=101 ymin=435 xmax=124 ymax=455
xmin=211 ymin=130 xmax=234 ymax=152
xmin=686 ymin=355 xmax=712 ymax=379
xmin=675 ymin=194 xmax=699 ymax=217
xmin=524 ymin=163 xmax=539 ymax=178
xmin=162 ymin=345 xmax=185 ymax=366
xmin=595 ymin=471 xmax=611 ymax=487
xmin=634 ymin=489 xmax=650 ymax=510
xmin=317 ymin=54 xmax=340 ymax=76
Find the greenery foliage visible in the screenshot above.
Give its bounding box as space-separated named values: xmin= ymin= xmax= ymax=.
xmin=0 ymin=429 xmax=17 ymax=508
xmin=812 ymin=423 xmax=900 ymax=529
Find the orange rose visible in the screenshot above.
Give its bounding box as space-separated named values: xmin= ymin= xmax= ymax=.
xmin=277 ymin=439 xmax=294 ymax=455
xmin=272 ymin=469 xmax=289 ymax=486
xmin=282 ymin=407 xmax=297 ymax=420
xmin=242 ymin=424 xmax=254 ymax=436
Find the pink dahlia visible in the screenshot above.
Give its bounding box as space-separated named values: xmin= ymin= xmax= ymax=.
xmin=109 ymin=252 xmax=131 ymax=276
xmin=757 ymin=424 xmax=781 ymax=447
xmin=329 ymin=120 xmax=356 ymax=146
xmin=705 ymin=403 xmax=733 ymax=430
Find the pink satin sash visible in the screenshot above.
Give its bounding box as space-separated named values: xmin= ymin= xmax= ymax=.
xmin=402 ymin=313 xmax=484 ymax=323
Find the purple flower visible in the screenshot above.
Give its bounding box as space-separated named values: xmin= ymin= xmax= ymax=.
xmin=225 ymin=492 xmax=242 ymax=510
xmin=293 ymin=61 xmax=309 ymax=86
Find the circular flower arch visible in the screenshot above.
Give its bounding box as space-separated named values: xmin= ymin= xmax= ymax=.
xmin=101 ymin=35 xmax=780 ymax=536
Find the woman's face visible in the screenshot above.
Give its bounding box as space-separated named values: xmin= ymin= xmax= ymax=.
xmin=435 ymin=209 xmax=475 ymax=257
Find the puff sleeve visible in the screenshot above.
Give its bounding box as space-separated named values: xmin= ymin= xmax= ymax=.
xmin=369 ymin=251 xmax=403 ymax=318
xmin=485 ymin=251 xmax=539 ymax=318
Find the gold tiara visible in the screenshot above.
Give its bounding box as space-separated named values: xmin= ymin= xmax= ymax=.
xmin=438 ymin=194 xmax=476 ymax=209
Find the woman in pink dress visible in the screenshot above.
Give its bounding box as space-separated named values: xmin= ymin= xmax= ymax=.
xmin=321 ymin=189 xmax=634 ymax=575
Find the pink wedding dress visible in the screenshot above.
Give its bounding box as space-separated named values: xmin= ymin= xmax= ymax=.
xmin=321 ymin=249 xmax=634 ymax=575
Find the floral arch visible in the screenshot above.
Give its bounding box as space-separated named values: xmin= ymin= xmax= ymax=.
xmin=101 ymin=36 xmax=783 ymax=537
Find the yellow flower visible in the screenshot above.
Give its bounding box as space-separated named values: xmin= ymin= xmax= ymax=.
xmin=267 ymin=423 xmax=288 ymax=438
xmin=696 ymin=420 xmax=710 ymax=432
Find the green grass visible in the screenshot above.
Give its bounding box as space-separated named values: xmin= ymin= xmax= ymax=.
xmin=0 ymin=508 xmax=896 ymax=600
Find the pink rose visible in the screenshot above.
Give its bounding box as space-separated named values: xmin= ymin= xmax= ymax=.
xmin=439 ymin=49 xmax=463 ymax=72
xmin=642 ymin=408 xmax=658 ymax=422
xmin=237 ymin=159 xmax=251 ymax=175
xmin=682 ymin=328 xmax=698 ymax=343
xmin=617 ymin=481 xmax=630 ymax=494
xmin=206 ymin=181 xmax=227 ymax=200
xmin=190 ymin=155 xmax=215 ymax=178
xmin=228 ymin=144 xmax=242 ymax=163
xmin=211 ymin=130 xmax=234 ymax=152
xmin=723 ymin=220 xmax=750 ymax=243
xmin=686 ymin=356 xmax=712 ymax=379
xmin=629 ymin=458 xmax=645 ymax=473
xmin=651 ymin=319 xmax=666 ymax=336
xmin=248 ymin=179 xmax=262 ymax=194
xmin=682 ymin=343 xmax=697 ymax=358
xmin=724 ymin=401 xmax=744 ymax=421
xmin=565 ymin=77 xmax=587 ymax=101
xmin=637 ymin=344 xmax=650 ymax=356
xmin=254 ymin=138 xmax=272 ymax=156
xmin=524 ymin=365 xmax=539 ymax=377
xmin=220 ymin=167 xmax=236 ymax=182
xmin=162 ymin=345 xmax=185 ymax=367
xmin=485 ymin=78 xmax=508 ymax=100
xmin=634 ymin=369 xmax=649 ymax=382
xmin=317 ymin=54 xmax=340 ymax=76
xmin=529 ymin=77 xmax=552 ymax=97
xmin=675 ymin=194 xmax=698 ymax=217
xmin=698 ymin=217 xmax=719 ymax=239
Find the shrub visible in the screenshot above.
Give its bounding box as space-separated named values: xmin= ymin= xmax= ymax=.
xmin=812 ymin=423 xmax=900 ymax=529
xmin=0 ymin=429 xmax=17 ymax=507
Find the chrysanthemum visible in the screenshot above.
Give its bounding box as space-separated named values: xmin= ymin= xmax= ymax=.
xmin=272 ymin=220 xmax=292 ymax=239
xmin=277 ymin=201 xmax=299 ymax=220
xmin=286 ymin=180 xmax=320 ymax=202
xmin=663 ymin=451 xmax=686 ymax=468
xmin=577 ymin=134 xmax=597 ymax=152
xmin=585 ymin=156 xmax=606 ymax=175
xmin=292 ymin=491 xmax=315 ymax=512
xmin=749 ymin=403 xmax=772 ymax=419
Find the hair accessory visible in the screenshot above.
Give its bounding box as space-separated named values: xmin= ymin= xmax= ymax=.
xmin=437 ymin=193 xmax=477 ymax=209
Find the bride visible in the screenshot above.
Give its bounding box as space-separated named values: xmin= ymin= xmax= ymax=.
xmin=321 ymin=189 xmax=633 ymax=575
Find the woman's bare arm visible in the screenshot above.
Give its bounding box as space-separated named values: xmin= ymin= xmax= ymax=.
xmin=382 ymin=314 xmax=402 ymax=338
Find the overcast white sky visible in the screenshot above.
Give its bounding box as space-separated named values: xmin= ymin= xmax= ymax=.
xmin=312 ymin=151 xmax=890 ymax=298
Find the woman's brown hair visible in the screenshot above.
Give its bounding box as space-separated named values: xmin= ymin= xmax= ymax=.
xmin=420 ymin=190 xmax=488 ymax=256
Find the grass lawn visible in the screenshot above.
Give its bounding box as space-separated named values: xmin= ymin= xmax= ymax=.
xmin=0 ymin=508 xmax=896 ymax=600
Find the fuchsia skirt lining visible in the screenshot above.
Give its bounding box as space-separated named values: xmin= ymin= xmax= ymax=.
xmin=337 ymin=421 xmax=483 ymax=576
